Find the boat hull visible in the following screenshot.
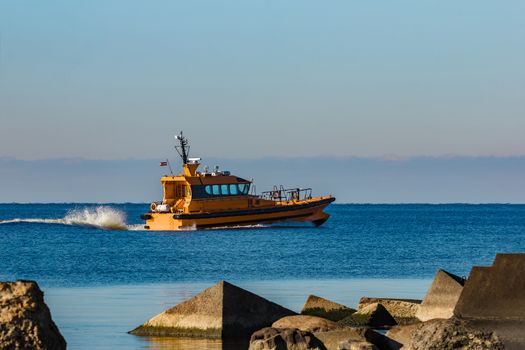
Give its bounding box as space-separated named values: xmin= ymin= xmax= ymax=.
xmin=143 ymin=197 xmax=335 ymax=230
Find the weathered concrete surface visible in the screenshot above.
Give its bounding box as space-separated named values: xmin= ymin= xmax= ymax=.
xmin=404 ymin=318 xmax=504 ymax=350
xmin=0 ymin=280 xmax=66 ymax=350
xmin=302 ymin=295 xmax=351 ymax=313
xmin=249 ymin=327 xmax=326 ymax=350
xmin=339 ymin=303 xmax=397 ymax=328
xmin=301 ymin=295 xmax=356 ymax=322
xmin=273 ymin=315 xmax=340 ymax=333
xmin=452 ymin=253 xmax=525 ymax=349
xmin=454 ymin=253 xmax=525 ymax=320
xmin=357 ymin=298 xmax=420 ymax=321
xmin=415 ymin=269 xmax=465 ymax=321
xmin=130 ymin=280 xmax=296 ymax=338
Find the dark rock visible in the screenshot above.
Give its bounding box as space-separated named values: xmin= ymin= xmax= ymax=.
xmin=315 ymin=328 xmax=396 ymax=350
xmin=405 ymin=318 xmax=504 ymax=350
xmin=249 ymin=327 xmax=326 ymax=350
xmin=0 ymin=280 xmax=66 ymax=350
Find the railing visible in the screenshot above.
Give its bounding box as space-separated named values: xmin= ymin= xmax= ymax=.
xmin=259 ymin=185 xmax=312 ymax=202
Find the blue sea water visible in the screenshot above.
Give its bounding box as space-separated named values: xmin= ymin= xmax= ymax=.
xmin=1 ymin=203 xmax=524 ymax=349
xmin=1 ymin=203 xmax=524 ymax=285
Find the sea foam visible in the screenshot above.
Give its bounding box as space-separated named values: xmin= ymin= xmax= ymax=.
xmin=0 ymin=206 xmax=130 ymax=230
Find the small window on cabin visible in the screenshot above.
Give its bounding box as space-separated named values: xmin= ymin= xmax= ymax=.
xmin=212 ymin=185 xmax=220 ymax=195
xmin=229 ymin=184 xmax=238 ymax=195
xmin=205 ymin=185 xmax=212 ymax=195
xmin=221 ymin=184 xmax=229 ymax=195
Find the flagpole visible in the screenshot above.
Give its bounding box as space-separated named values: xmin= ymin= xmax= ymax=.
xmin=166 ymin=158 xmax=174 ymax=175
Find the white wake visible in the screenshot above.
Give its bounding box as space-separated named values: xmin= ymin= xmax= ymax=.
xmin=0 ymin=206 xmax=131 ymax=230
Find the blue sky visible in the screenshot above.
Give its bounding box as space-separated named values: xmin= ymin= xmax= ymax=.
xmin=1 ymin=1 xmax=524 ymax=160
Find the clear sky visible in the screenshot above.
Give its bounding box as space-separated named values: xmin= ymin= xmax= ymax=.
xmin=1 ymin=1 xmax=524 ymax=160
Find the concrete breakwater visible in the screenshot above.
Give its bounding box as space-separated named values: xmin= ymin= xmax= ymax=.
xmin=127 ymin=253 xmax=525 ymax=350
xmin=2 ymin=253 xmax=524 ymax=349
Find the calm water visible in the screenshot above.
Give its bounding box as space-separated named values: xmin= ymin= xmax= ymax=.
xmin=1 ymin=203 xmax=524 ymax=349
xmin=44 ymin=279 xmax=431 ymax=350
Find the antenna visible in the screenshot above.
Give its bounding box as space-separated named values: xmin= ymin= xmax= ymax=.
xmin=174 ymin=131 xmax=190 ymax=164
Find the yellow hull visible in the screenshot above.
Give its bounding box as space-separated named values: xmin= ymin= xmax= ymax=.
xmin=143 ymin=197 xmax=334 ymax=231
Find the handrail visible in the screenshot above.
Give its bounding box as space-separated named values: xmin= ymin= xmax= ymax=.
xmin=259 ymin=186 xmax=313 ymax=202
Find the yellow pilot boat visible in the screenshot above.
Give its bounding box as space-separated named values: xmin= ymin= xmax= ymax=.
xmin=141 ymin=132 xmax=335 ymax=230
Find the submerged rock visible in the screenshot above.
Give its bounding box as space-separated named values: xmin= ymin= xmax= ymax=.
xmin=273 ymin=315 xmax=340 ymax=333
xmin=339 ymin=303 xmax=397 ymax=328
xmin=415 ymin=269 xmax=465 ymax=322
xmin=0 ymin=280 xmax=66 ymax=350
xmin=130 ymin=280 xmax=296 ymax=338
xmin=301 ymin=295 xmax=356 ymax=322
xmin=249 ymin=327 xmax=326 ymax=350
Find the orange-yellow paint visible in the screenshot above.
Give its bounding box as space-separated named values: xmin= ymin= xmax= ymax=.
xmin=143 ymin=161 xmax=335 ymax=230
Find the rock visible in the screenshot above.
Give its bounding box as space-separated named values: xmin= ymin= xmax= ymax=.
xmin=315 ymin=329 xmax=366 ymax=350
xmin=301 ymin=295 xmax=356 ymax=322
xmin=385 ymin=324 xmax=420 ymax=349
xmin=415 ymin=269 xmax=465 ymax=322
xmin=339 ymin=303 xmax=397 ymax=328
xmin=0 ymin=280 xmax=66 ymax=350
xmin=273 ymin=315 xmax=340 ymax=333
xmin=315 ymin=328 xmax=395 ymax=350
xmin=358 ymin=298 xmax=420 ymax=324
xmin=404 ymin=318 xmax=504 ymax=350
xmin=338 ymin=341 xmax=377 ymax=350
xmin=130 ymin=280 xmax=296 ymax=338
xmin=249 ymin=327 xmax=326 ymax=350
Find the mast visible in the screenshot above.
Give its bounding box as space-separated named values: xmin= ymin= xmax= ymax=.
xmin=175 ymin=131 xmax=190 ymax=164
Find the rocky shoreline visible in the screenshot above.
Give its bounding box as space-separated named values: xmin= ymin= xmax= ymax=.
xmin=1 ymin=253 xmax=524 ymax=349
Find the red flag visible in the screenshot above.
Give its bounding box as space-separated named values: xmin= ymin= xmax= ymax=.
xmin=160 ymin=161 xmax=168 ymax=166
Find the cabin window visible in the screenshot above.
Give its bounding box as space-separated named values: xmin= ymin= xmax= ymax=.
xmin=190 ymin=183 xmax=251 ymax=198
xmin=238 ymin=183 xmax=250 ymax=195
xmin=229 ymin=184 xmax=238 ymax=195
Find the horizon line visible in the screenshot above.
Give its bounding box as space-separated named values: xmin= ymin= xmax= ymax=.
xmin=2 ymin=154 xmax=525 ymax=162
xmin=1 ymin=202 xmax=524 ymax=205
